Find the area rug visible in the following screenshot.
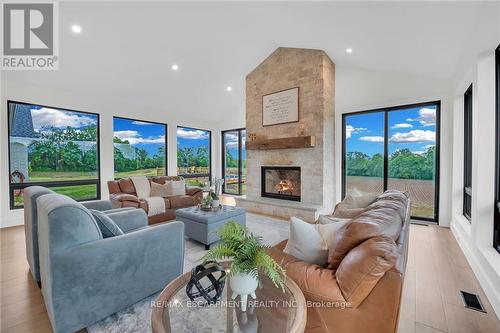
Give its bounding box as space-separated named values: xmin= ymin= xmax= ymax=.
xmin=87 ymin=213 xmax=289 ymax=333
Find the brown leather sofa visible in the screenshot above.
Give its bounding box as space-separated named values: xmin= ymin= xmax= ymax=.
xmin=107 ymin=176 xmax=203 ymax=224
xmin=269 ymin=190 xmax=410 ymax=333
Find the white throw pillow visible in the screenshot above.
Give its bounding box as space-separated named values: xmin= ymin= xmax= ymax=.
xmin=284 ymin=217 xmax=349 ymax=266
xmin=130 ymin=176 xmax=151 ymax=199
xmin=166 ymin=179 xmax=186 ymax=196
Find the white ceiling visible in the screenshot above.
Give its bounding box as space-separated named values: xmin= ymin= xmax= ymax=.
xmin=3 ymin=1 xmax=499 ymax=124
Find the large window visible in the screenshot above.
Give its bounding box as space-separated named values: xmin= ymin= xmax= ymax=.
xmin=494 ymin=44 xmax=500 ymax=253
xmin=222 ymin=129 xmax=246 ymax=195
xmin=343 ymin=101 xmax=440 ymax=221
xmin=8 ymin=101 xmax=100 ymax=209
xmin=177 ymin=126 xmax=211 ymax=187
xmin=113 ymin=117 xmax=167 ymax=179
xmin=463 ymin=85 xmax=473 ymax=221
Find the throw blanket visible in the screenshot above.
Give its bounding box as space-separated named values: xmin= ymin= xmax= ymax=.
xmin=131 ymin=176 xmax=165 ymax=217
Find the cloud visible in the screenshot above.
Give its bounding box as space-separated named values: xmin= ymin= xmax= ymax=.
xmin=390 ymin=130 xmax=435 ymax=143
xmin=224 ymin=133 xmax=239 ymax=142
xmin=359 ymin=136 xmax=384 ymax=142
xmin=346 ymin=125 xmax=367 ymax=139
xmin=177 ymin=128 xmax=209 ymax=140
xmin=391 ymin=123 xmax=413 ymax=129
xmin=131 ymin=121 xmax=154 ymax=125
xmin=406 ymin=108 xmax=436 ymax=127
xmin=114 ymin=130 xmax=164 ymax=145
xmin=31 ymin=108 xmax=96 ymax=130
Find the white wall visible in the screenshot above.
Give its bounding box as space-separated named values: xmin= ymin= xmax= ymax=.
xmin=450 ymin=50 xmax=500 ymax=318
xmin=0 ymin=78 xmax=224 ymax=228
xmin=334 ymin=66 xmax=453 ymax=225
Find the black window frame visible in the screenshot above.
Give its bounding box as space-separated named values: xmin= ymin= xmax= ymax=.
xmin=7 ymin=100 xmax=101 ymax=210
xmin=341 ymin=100 xmax=441 ymax=223
xmin=494 ymin=44 xmax=500 ymax=253
xmin=221 ymin=128 xmax=246 ymax=195
xmin=176 ymin=125 xmax=212 ymax=183
xmin=112 ymin=116 xmax=168 ymax=180
xmin=463 ymin=84 xmax=473 ymax=221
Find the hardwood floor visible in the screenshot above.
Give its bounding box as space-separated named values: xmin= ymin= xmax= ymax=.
xmin=1 ymin=220 xmax=499 ymax=332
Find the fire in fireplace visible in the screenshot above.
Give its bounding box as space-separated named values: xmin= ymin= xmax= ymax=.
xmin=261 ymin=166 xmax=301 ymax=201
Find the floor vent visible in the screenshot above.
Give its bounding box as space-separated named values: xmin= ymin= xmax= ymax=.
xmin=460 ymin=291 xmax=486 ymax=313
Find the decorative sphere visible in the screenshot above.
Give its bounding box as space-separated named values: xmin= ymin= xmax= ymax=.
xmin=186 ymin=261 xmax=226 ymax=304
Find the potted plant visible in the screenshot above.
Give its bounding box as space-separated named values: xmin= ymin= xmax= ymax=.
xmin=211 ymin=177 xmax=224 ymax=207
xmin=210 ymin=191 xmax=220 ymax=208
xmin=202 ymin=221 xmax=286 ymax=311
xmin=200 ymin=195 xmax=213 ymax=210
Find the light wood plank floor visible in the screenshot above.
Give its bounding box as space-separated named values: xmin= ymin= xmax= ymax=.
xmin=1 ymin=220 xmax=499 ymax=332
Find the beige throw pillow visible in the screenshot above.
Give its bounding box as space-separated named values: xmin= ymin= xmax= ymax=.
xmin=166 ymin=179 xmax=186 ymax=196
xmin=317 ymin=214 xmax=352 ymax=225
xmin=342 ymin=188 xmax=377 ymax=208
xmin=284 ymin=217 xmax=349 ymax=266
xmin=150 ymin=181 xmax=169 ymax=197
xmin=332 ymin=204 xmax=366 ymax=219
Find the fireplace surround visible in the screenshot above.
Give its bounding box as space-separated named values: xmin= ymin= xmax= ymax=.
xmin=234 ymin=47 xmax=335 ymax=222
xmin=261 ymin=166 xmax=301 ymax=201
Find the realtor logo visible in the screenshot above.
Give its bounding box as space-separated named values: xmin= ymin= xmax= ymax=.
xmin=2 ymin=2 xmax=59 ymax=70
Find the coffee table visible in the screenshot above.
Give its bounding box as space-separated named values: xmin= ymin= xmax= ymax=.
xmin=151 ymin=262 xmax=306 ymax=333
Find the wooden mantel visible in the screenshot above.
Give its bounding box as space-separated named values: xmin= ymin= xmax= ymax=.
xmin=246 ymin=136 xmax=315 ymax=150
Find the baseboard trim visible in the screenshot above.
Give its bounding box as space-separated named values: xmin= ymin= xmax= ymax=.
xmin=451 ymin=220 xmax=500 ymax=320
xmin=0 ymin=216 xmax=23 ymax=228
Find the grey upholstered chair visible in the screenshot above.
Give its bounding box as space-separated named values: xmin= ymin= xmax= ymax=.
xmin=36 ymin=193 xmax=184 ymax=333
xmin=23 ymin=186 xmax=126 ymax=286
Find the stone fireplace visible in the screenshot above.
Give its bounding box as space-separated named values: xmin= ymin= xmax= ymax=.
xmin=235 ymin=47 xmax=335 ymax=222
xmin=261 ymin=166 xmax=301 ymax=202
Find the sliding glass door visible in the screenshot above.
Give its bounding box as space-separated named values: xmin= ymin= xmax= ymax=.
xmin=343 ymin=112 xmax=385 ymax=197
xmin=387 ymin=105 xmax=439 ymax=220
xmin=343 ymin=101 xmax=440 ymax=222
xmin=222 ymin=129 xmax=246 ymax=195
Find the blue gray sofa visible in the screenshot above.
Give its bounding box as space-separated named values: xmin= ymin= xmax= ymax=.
xmin=35 ymin=192 xmax=184 ymax=333
xmin=23 ymin=186 xmax=133 ymax=285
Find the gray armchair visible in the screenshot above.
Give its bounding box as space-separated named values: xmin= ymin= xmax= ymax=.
xmin=23 ymin=186 xmax=130 ymax=286
xmin=36 ymin=193 xmax=184 ymax=333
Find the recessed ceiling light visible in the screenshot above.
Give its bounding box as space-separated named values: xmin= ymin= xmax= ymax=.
xmin=346 ymin=48 xmax=353 ymax=54
xmin=171 ymin=64 xmax=179 ymax=71
xmin=226 ymin=86 xmax=233 ymax=92
xmin=71 ymin=25 xmax=82 ymax=34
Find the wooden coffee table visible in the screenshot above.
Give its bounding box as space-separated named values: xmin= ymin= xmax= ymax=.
xmin=151 ymin=262 xmax=306 ymax=333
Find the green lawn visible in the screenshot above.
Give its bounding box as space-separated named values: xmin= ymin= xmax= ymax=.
xmin=14 ymin=184 xmax=97 ymax=208
xmin=29 ymin=171 xmax=97 ymax=182
xmin=114 ymin=168 xmax=164 ymax=179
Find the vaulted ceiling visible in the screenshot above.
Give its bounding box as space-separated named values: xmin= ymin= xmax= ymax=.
xmin=3 ymin=1 xmax=499 ymax=124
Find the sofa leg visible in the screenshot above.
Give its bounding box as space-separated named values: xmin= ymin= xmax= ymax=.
xmin=205 ymin=244 xmax=210 ymax=250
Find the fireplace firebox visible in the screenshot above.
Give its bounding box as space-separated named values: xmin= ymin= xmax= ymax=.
xmin=261 ymin=166 xmax=301 ymax=201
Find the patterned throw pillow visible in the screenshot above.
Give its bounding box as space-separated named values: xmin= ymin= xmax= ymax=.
xmin=90 ymin=209 xmax=124 ymax=238
xmin=150 ymin=181 xmax=169 ymax=197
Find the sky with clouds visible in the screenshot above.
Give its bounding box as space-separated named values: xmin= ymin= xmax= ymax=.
xmin=346 ymin=105 xmax=437 ymax=156
xmin=113 ymin=117 xmax=166 ymax=156
xmin=30 ymin=106 xmax=97 ymax=131
xmin=176 ymin=127 xmax=210 ymax=151
xmin=223 ymin=130 xmax=247 ymax=160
